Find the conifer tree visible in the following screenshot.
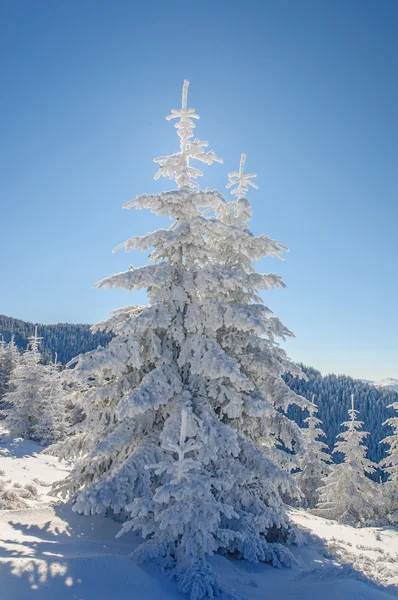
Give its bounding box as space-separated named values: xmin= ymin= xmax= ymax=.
xmin=55 ymin=81 xmax=309 ymax=598
xmin=0 ymin=336 xmax=7 ymax=401
xmin=5 ymin=328 xmax=47 ymax=439
xmin=295 ymin=396 xmax=331 ymax=508
xmin=6 ymin=336 xmax=20 ymax=371
xmin=34 ymin=354 xmax=68 ymax=445
xmin=316 ymin=394 xmax=377 ymax=525
xmin=0 ymin=335 xmax=20 ymax=404
xmin=379 ymin=402 xmax=398 ymax=522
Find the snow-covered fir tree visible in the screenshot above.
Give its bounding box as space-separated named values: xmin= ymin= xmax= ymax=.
xmin=0 ymin=336 xmax=7 ymax=401
xmin=294 ymin=396 xmax=331 ymax=508
xmin=6 ymin=336 xmax=20 ymax=377
xmin=316 ymin=394 xmax=377 ymax=525
xmin=380 ymin=403 xmax=398 ymax=522
xmin=4 ymin=328 xmax=47 ymax=439
xmin=54 ymin=80 xmax=309 ymax=599
xmin=34 ymin=354 xmax=68 ymax=445
xmin=0 ymin=335 xmax=20 ymax=404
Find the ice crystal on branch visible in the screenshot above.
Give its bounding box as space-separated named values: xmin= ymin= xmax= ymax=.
xmin=154 ymin=80 xmax=222 ymax=188
xmin=226 ymin=153 xmax=258 ymax=199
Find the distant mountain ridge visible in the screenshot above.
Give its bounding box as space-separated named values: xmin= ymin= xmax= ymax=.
xmin=0 ymin=314 xmax=112 ymax=364
xmin=360 ymin=378 xmax=398 ymax=393
xmin=372 ymin=378 xmax=398 ymax=393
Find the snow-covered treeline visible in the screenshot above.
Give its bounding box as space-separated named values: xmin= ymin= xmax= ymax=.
xmin=286 ymin=365 xmax=397 ymax=476
xmin=0 ymin=314 xmax=112 ymax=365
xmin=0 ymin=331 xmax=68 ymax=445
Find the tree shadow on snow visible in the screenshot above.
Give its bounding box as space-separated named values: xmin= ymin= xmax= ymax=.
xmin=0 ymin=503 xmax=153 ymax=600
xmin=0 ymin=503 xmax=191 ymax=600
xmin=290 ymin=518 xmax=398 ymax=598
xmin=0 ymin=502 xmax=396 ymax=600
xmin=0 ymin=432 xmax=44 ymax=459
xmin=209 ymin=522 xmax=398 ymax=600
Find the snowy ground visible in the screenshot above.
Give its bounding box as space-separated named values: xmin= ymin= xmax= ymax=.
xmin=0 ymin=429 xmax=69 ymax=508
xmin=0 ymin=428 xmax=396 ymax=600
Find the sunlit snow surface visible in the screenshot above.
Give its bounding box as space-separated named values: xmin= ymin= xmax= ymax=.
xmin=0 ymin=427 xmax=396 ymax=600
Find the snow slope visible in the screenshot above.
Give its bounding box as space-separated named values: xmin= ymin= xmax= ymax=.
xmin=374 ymin=378 xmax=398 ymax=393
xmin=0 ymin=429 xmax=69 ymax=508
xmin=0 ymin=428 xmax=397 ymax=600
xmin=364 ymin=378 xmax=398 ymax=393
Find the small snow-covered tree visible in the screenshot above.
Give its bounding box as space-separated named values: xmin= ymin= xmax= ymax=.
xmin=316 ymin=394 xmax=377 ymax=525
xmin=34 ymin=354 xmax=68 ymax=445
xmin=0 ymin=335 xmax=20 ymax=404
xmin=295 ymin=396 xmax=331 ymax=508
xmin=6 ymin=336 xmax=20 ymax=374
xmin=379 ymin=403 xmax=398 ymax=523
xmin=4 ymin=328 xmax=47 ymax=439
xmin=54 ymin=81 xmax=309 ymax=598
xmin=0 ymin=336 xmax=7 ymax=401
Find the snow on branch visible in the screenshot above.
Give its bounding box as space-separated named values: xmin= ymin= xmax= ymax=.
xmin=94 ymin=263 xmax=174 ymax=292
xmin=116 ymin=365 xmax=183 ymax=420
xmin=226 ymin=153 xmax=258 ymax=199
xmin=154 ymin=80 xmax=222 ymax=189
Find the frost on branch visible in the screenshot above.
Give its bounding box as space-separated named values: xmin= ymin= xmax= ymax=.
xmin=119 ymin=406 xmax=234 ymax=598
xmin=226 ymin=153 xmax=259 ymax=200
xmin=154 ymin=80 xmax=222 ymax=188
xmin=54 ymin=82 xmax=309 ymax=599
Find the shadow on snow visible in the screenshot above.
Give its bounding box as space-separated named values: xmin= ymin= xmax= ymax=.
xmin=0 ymin=503 xmax=396 ymax=600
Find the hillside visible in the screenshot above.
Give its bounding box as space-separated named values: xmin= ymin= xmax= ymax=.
xmin=372 ymin=378 xmax=398 ymax=393
xmin=286 ymin=365 xmax=398 ymax=475
xmin=1 ymin=314 xmax=396 ymax=473
xmin=0 ymin=426 xmax=396 ymax=600
xmin=0 ymin=315 xmax=112 ymax=364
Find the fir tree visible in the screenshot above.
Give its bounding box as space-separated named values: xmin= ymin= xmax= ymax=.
xmin=0 ymin=336 xmax=7 ymax=401
xmin=4 ymin=328 xmax=47 ymax=439
xmin=380 ymin=402 xmax=398 ymax=522
xmin=295 ymin=396 xmax=331 ymax=508
xmin=54 ymin=81 xmax=309 ymax=598
xmin=316 ymin=394 xmax=377 ymax=525
xmin=34 ymin=354 xmax=68 ymax=445
xmin=0 ymin=335 xmax=20 ymax=405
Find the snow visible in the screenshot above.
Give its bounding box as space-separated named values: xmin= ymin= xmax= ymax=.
xmin=364 ymin=378 xmax=398 ymax=393
xmin=0 ymin=426 xmax=396 ymax=599
xmin=0 ymin=428 xmax=69 ymax=507
xmin=0 ymin=505 xmax=183 ymax=600
xmin=291 ymin=509 xmax=398 ymax=591
xmin=374 ymin=379 xmax=398 ymax=393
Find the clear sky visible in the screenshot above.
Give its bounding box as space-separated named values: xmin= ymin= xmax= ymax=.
xmin=0 ymin=0 xmax=397 ymax=381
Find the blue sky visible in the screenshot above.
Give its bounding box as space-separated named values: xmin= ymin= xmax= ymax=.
xmin=0 ymin=0 xmax=397 ymax=380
